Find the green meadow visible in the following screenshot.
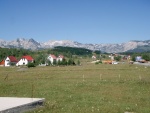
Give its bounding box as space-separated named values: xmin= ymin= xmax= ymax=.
xmin=0 ymin=63 xmax=150 ymax=113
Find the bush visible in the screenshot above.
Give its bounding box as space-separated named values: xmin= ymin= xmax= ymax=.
xmin=67 ymin=59 xmax=76 ymax=65
xmin=95 ymin=61 xmax=102 ymax=65
xmin=114 ymin=56 xmax=121 ymax=61
xmin=53 ymin=60 xmax=57 ymax=65
xmin=61 ymin=59 xmax=67 ymax=65
xmin=95 ymin=62 xmax=99 ymax=65
xmin=131 ymin=54 xmax=136 ymax=61
xmin=142 ymin=54 xmax=150 ymax=61
xmin=99 ymin=61 xmax=102 ymax=64
xmin=27 ymin=62 xmax=35 ymax=68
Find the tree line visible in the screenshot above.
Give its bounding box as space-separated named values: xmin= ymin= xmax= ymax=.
xmin=0 ymin=46 xmax=93 ymax=65
xmin=1 ymin=47 xmax=149 ymax=65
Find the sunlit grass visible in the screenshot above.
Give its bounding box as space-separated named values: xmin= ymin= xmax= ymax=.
xmin=0 ymin=63 xmax=150 ymax=113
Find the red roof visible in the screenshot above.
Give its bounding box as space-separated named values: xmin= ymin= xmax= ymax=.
xmin=58 ymin=55 xmax=64 ymax=59
xmin=0 ymin=60 xmax=5 ymax=65
xmin=22 ymin=55 xmax=34 ymax=61
xmin=50 ymin=54 xmax=57 ymax=59
xmin=8 ymin=56 xmax=18 ymax=62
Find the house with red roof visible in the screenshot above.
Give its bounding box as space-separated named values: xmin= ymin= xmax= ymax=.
xmin=16 ymin=55 xmax=34 ymax=66
xmin=47 ymin=54 xmax=57 ymax=64
xmin=5 ymin=56 xmax=18 ymax=67
xmin=92 ymin=55 xmax=96 ymax=60
xmin=47 ymin=54 xmax=65 ymax=65
xmin=57 ymin=55 xmax=64 ymax=62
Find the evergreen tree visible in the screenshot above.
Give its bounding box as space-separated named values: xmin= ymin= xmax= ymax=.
xmin=114 ymin=56 xmax=121 ymax=61
xmin=62 ymin=59 xmax=67 ymax=65
xmin=131 ymin=54 xmax=136 ymax=61
xmin=57 ymin=60 xmax=61 ymax=65
xmin=142 ymin=54 xmax=150 ymax=61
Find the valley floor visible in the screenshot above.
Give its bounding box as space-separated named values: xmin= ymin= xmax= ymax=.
xmin=0 ymin=63 xmax=150 ymax=113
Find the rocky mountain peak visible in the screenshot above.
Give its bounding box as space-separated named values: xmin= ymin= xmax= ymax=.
xmin=0 ymin=38 xmax=150 ymax=53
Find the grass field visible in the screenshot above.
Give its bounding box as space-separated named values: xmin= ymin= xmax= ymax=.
xmin=0 ymin=63 xmax=150 ymax=113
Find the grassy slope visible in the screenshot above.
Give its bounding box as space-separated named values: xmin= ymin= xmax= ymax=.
xmin=0 ymin=63 xmax=150 ymax=113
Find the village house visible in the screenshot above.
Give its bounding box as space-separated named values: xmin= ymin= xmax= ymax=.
xmin=135 ymin=56 xmax=146 ymax=63
xmin=136 ymin=56 xmax=142 ymax=62
xmin=47 ymin=54 xmax=57 ymax=64
xmin=92 ymin=55 xmax=96 ymax=59
xmin=16 ymin=55 xmax=34 ymax=66
xmin=57 ymin=55 xmax=64 ymax=62
xmin=109 ymin=54 xmax=114 ymax=61
xmin=47 ymin=54 xmax=65 ymax=64
xmin=5 ymin=56 xmax=18 ymax=67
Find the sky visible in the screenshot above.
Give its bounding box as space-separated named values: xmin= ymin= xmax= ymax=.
xmin=0 ymin=0 xmax=150 ymax=44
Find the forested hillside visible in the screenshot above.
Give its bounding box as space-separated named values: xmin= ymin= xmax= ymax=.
xmin=51 ymin=46 xmax=93 ymax=55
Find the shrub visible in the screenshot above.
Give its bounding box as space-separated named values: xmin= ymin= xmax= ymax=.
xmin=61 ymin=59 xmax=67 ymax=65
xmin=142 ymin=54 xmax=150 ymax=61
xmin=95 ymin=62 xmax=99 ymax=65
xmin=53 ymin=60 xmax=57 ymax=65
xmin=27 ymin=62 xmax=35 ymax=68
xmin=99 ymin=61 xmax=102 ymax=64
xmin=95 ymin=61 xmax=102 ymax=65
xmin=114 ymin=56 xmax=121 ymax=61
xmin=131 ymin=54 xmax=136 ymax=61
xmin=67 ymin=59 xmax=76 ymax=65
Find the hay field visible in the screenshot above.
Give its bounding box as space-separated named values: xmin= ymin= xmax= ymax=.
xmin=0 ymin=63 xmax=150 ymax=113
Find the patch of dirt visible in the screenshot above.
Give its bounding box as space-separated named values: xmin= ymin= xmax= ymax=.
xmin=17 ymin=68 xmax=28 ymax=71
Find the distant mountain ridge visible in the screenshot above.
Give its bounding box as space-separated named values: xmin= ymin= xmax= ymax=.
xmin=0 ymin=38 xmax=150 ymax=53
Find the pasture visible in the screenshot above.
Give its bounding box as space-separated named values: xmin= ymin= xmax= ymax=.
xmin=0 ymin=63 xmax=150 ymax=113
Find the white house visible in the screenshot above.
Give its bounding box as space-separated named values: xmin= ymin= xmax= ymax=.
xmin=5 ymin=56 xmax=18 ymax=67
xmin=16 ymin=55 xmax=34 ymax=66
xmin=136 ymin=56 xmax=142 ymax=62
xmin=47 ymin=54 xmax=57 ymax=64
xmin=16 ymin=58 xmax=28 ymax=66
xmin=57 ymin=55 xmax=64 ymax=62
xmin=92 ymin=55 xmax=96 ymax=59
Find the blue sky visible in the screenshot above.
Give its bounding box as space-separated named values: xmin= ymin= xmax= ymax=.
xmin=0 ymin=0 xmax=150 ymax=44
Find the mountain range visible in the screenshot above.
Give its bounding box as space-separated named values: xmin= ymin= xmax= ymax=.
xmin=0 ymin=38 xmax=150 ymax=53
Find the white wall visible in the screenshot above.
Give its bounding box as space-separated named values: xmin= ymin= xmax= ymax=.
xmin=5 ymin=57 xmax=10 ymax=67
xmin=57 ymin=57 xmax=63 ymax=62
xmin=16 ymin=58 xmax=28 ymax=66
xmin=47 ymin=56 xmax=56 ymax=64
xmin=47 ymin=56 xmax=53 ymax=63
